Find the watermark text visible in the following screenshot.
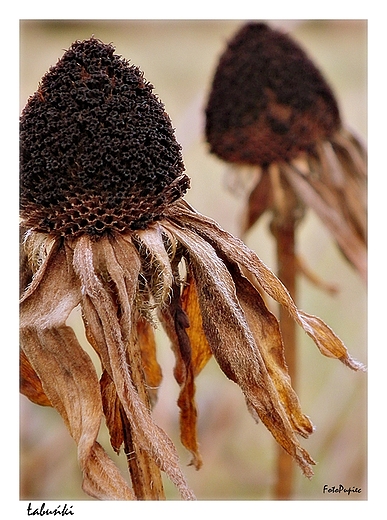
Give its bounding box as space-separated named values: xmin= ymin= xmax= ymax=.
xmin=27 ymin=502 xmax=74 ymax=516
xmin=322 ymin=484 xmax=361 ymax=496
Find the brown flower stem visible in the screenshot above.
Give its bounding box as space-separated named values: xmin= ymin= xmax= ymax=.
xmin=273 ymin=220 xmax=297 ymax=499
xmin=270 ymin=166 xmax=299 ymax=499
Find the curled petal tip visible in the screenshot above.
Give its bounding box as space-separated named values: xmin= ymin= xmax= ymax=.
xmin=342 ymin=356 xmax=367 ymax=372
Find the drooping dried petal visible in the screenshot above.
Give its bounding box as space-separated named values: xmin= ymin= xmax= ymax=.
xmin=163 ymin=218 xmax=316 ymax=477
xmin=83 ymin=301 xmax=158 ymax=498
xmin=242 ymin=168 xmax=273 ymax=233
xmin=102 ymin=358 xmax=166 ymax=499
xmin=134 ymin=224 xmax=174 ymax=308
xmin=119 ymin=405 xmax=166 ymax=500
xmin=20 ymin=232 xmax=61 ymax=303
xmin=226 ymin=262 xmax=313 ymax=437
xmin=165 ymin=201 xmax=365 ymax=372
xmin=20 ymin=244 xmax=134 ymax=499
xmin=100 ymin=370 xmax=124 ymax=453
xmin=281 ymin=137 xmax=367 ymax=281
xmin=20 ymin=349 xmax=51 ymax=407
xmin=82 ymin=441 xmax=135 ymax=500
xmin=136 ymin=317 xmax=163 ymax=407
xmin=73 ymin=234 xmax=195 ymax=500
xmin=159 ymin=264 xmax=212 ymax=470
xmin=180 ymin=272 xmax=213 ymax=377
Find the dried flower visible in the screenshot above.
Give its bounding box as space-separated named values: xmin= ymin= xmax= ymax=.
xmin=20 ymin=37 xmax=364 ymax=500
xmin=205 ymin=22 xmax=367 ymax=281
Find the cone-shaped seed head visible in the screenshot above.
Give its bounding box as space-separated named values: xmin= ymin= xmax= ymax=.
xmin=20 ymin=37 xmax=190 ymax=237
xmin=205 ymin=23 xmax=341 ymax=166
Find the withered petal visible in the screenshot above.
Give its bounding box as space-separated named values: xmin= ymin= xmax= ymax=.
xmin=134 ymin=224 xmax=174 ymax=306
xmin=20 ymin=232 xmax=61 ymax=303
xmin=180 ymin=273 xmax=213 ymax=377
xmin=119 ymin=408 xmax=166 ymax=500
xmin=180 ymin=274 xmax=213 ymax=469
xmin=163 ymin=218 xmax=316 ymax=477
xmin=88 ymin=308 xmax=166 ymax=499
xmin=158 ymin=288 xmax=188 ymax=387
xmin=136 ymin=317 xmax=163 ymax=407
xmin=242 ymin=167 xmax=273 ymax=234
xmin=332 ymin=129 xmax=367 ymax=181
xmin=280 ymin=128 xmax=367 ymax=282
xmin=100 ymin=370 xmax=124 ymax=453
xmin=168 ymin=201 xmax=365 ymax=371
xmin=324 ymin=134 xmax=367 ymax=241
xmin=101 ymin=369 xmax=165 ymax=500
xmin=73 ymin=234 xmax=196 ymax=500
xmin=20 ymin=349 xmax=51 ymax=407
xmin=159 ymin=270 xmax=210 ymax=470
xmin=283 ymin=163 xmax=367 ymax=281
xmin=82 ymin=441 xmax=135 ymax=500
xmin=177 ymin=368 xmax=202 ymax=470
xmin=20 ymin=244 xmax=134 ymax=499
xmin=226 ymin=262 xmax=314 ymax=437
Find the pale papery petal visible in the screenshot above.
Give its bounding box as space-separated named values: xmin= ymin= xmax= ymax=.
xmin=73 ymin=234 xmax=196 ymax=500
xmin=281 ymin=156 xmax=367 ymax=281
xmin=20 ymin=244 xmax=135 ymax=499
xmin=136 ymin=317 xmax=163 ymax=408
xmin=158 ymin=268 xmax=210 ymax=470
xmin=165 ymin=201 xmax=365 ymax=372
xmin=134 ymin=224 xmax=174 ymax=306
xmin=227 ymin=262 xmax=314 ymax=438
xmin=20 ymin=348 xmax=52 ymax=407
xmin=20 ymin=231 xmax=61 ymax=303
xmin=163 ymin=219 xmax=316 ymax=477
xmin=97 ymin=234 xmax=166 ymax=499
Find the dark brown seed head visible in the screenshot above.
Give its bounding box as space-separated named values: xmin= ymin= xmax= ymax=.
xmin=205 ymin=23 xmax=341 ymax=166
xmin=20 ymin=37 xmax=190 ymax=237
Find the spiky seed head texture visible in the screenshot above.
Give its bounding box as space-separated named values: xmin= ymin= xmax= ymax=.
xmin=205 ymin=23 xmax=341 ymax=166
xmin=20 ymin=37 xmax=190 ymax=237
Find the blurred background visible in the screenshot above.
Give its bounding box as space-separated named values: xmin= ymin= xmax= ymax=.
xmin=19 ymin=19 xmax=367 ymax=501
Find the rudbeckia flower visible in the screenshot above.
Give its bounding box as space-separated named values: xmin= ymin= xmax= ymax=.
xmin=205 ymin=22 xmax=367 ymax=282
xmin=20 ymin=37 xmax=364 ymax=500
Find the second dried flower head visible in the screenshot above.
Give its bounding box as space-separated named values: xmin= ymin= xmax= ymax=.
xmin=205 ymin=22 xmax=367 ymax=281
